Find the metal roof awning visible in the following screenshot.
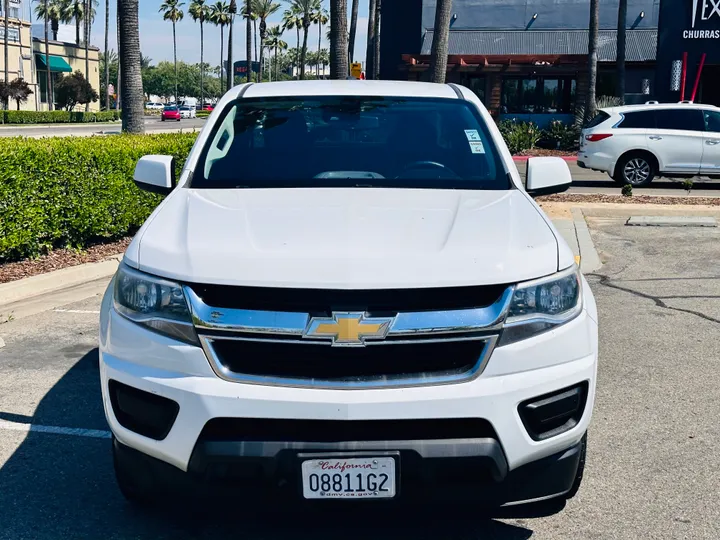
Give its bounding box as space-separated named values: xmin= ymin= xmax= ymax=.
xmin=419 ymin=29 xmax=658 ymax=63
xmin=35 ymin=54 xmax=73 ymax=73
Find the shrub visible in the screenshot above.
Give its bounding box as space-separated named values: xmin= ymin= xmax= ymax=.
xmin=543 ymin=120 xmax=580 ymax=151
xmin=196 ymin=110 xmax=211 ymax=118
xmin=497 ymin=119 xmax=542 ymax=154
xmin=621 ymin=184 xmax=633 ymax=197
xmin=0 ymin=132 xmax=198 ymax=261
xmin=1 ymin=110 xmax=121 ymax=124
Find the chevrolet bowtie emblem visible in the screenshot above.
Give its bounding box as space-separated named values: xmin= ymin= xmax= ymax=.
xmin=304 ymin=312 xmax=393 ymax=346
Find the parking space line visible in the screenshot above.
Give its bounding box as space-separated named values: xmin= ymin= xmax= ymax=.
xmin=53 ymin=309 xmax=101 ymax=314
xmin=0 ymin=419 xmax=111 ymax=439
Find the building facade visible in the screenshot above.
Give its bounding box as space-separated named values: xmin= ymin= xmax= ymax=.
xmin=0 ymin=0 xmax=100 ymax=111
xmin=381 ymin=0 xmax=663 ymax=125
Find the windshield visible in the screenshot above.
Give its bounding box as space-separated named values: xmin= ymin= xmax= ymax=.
xmin=164 ymin=106 xmax=177 ymax=111
xmin=192 ymin=96 xmax=509 ymax=190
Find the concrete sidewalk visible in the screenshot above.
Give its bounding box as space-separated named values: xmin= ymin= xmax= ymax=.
xmin=550 ymin=210 xmax=603 ymax=274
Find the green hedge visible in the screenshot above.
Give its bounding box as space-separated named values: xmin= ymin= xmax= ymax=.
xmin=0 ymin=110 xmax=122 ymax=124
xmin=0 ymin=133 xmax=198 ymax=261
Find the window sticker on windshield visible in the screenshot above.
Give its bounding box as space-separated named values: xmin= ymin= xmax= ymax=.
xmin=464 ymin=129 xmax=481 ymax=141
xmin=469 ymin=141 xmax=485 ymax=154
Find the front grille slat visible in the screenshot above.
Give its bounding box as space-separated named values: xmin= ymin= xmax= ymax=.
xmin=187 ymin=283 xmax=508 ymax=314
xmin=207 ymin=338 xmax=487 ymax=384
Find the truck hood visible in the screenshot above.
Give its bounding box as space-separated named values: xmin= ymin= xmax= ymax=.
xmin=128 ymin=188 xmax=561 ymax=289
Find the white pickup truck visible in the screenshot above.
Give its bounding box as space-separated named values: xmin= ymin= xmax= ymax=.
xmin=100 ymin=80 xmax=598 ymax=510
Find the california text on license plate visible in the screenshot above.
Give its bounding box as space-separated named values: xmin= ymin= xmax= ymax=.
xmin=301 ymin=457 xmax=396 ymax=499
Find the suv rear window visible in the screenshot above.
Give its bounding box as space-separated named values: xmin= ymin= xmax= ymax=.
xmin=618 ymin=110 xmax=655 ymax=129
xmin=192 ymin=96 xmax=509 ymax=190
xmin=585 ymin=111 xmax=610 ymax=128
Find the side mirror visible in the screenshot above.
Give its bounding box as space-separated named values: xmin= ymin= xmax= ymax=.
xmin=525 ymin=157 xmax=572 ymax=197
xmin=133 ymin=155 xmax=176 ymax=195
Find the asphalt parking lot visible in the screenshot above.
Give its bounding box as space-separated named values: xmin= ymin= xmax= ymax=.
xmin=1 ymin=218 xmax=719 ymax=539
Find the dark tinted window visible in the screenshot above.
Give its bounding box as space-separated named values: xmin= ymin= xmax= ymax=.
xmin=164 ymin=106 xmax=177 ymax=111
xmin=704 ymin=110 xmax=720 ymax=133
xmin=618 ymin=110 xmax=655 ymax=129
xmin=193 ymin=96 xmax=509 ymax=191
xmin=585 ymin=111 xmax=610 ymax=128
xmin=656 ymin=109 xmax=705 ymax=131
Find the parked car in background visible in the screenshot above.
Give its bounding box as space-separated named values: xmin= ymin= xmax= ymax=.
xmin=145 ymin=102 xmax=164 ymax=111
xmin=179 ymin=106 xmax=196 ymax=119
xmin=102 ymin=81 xmax=597 ymax=511
xmin=579 ymin=102 xmax=720 ymax=186
xmin=202 ymin=104 xmax=214 ymax=112
xmin=161 ymin=105 xmax=181 ymax=122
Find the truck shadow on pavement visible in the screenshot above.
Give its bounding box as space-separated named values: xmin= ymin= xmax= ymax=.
xmin=0 ymin=347 xmax=558 ymax=540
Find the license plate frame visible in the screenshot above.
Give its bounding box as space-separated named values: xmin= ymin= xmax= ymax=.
xmin=298 ymin=451 xmax=400 ymax=500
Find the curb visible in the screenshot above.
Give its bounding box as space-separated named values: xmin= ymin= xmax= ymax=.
xmin=513 ymin=156 xmax=578 ymax=162
xmin=571 ymin=208 xmax=603 ymax=273
xmin=0 ymin=255 xmax=122 ymax=307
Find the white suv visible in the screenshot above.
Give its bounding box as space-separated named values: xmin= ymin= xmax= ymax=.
xmin=578 ymin=102 xmax=720 ymax=186
xmin=100 ymin=81 xmax=598 ymax=509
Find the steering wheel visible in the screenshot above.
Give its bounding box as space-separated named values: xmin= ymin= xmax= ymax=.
xmin=398 ymin=161 xmax=459 ymax=178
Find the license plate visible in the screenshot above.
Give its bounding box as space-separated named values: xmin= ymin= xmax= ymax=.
xmin=301 ymin=457 xmax=396 ymax=499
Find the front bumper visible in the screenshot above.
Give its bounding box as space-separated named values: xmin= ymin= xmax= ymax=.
xmin=100 ymin=278 xmax=598 ymax=504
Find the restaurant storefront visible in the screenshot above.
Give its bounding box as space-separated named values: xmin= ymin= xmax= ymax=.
xmin=379 ymin=0 xmax=717 ymax=125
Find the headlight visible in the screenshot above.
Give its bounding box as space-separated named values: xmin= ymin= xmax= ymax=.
xmin=499 ymin=266 xmax=582 ymax=346
xmin=113 ymin=264 xmax=198 ymax=345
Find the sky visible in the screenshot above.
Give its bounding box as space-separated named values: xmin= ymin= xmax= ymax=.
xmin=89 ymin=0 xmax=371 ymax=68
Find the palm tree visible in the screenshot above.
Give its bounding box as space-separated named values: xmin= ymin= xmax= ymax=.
xmin=428 ymin=0 xmax=451 ymax=83
xmin=41 ymin=0 xmax=53 ymax=109
xmin=348 ymin=0 xmax=358 ymax=67
xmin=159 ymin=0 xmax=185 ymax=102
xmin=34 ymin=0 xmax=63 ymax=40
xmin=291 ymin=0 xmax=319 ymax=80
xmin=281 ymin=6 xmax=301 ymax=79
xmin=244 ymin=6 xmax=257 ymax=73
xmin=189 ymin=0 xmax=209 ymax=105
xmin=586 ymin=0 xmax=599 ymax=121
xmin=265 ymin=24 xmax=286 ymax=80
xmin=329 ymin=0 xmax=347 ymax=79
xmin=104 ymin=0 xmax=109 ymax=109
xmin=118 ymin=0 xmax=143 ymax=132
xmin=226 ymin=0 xmax=237 ymax=90
xmin=314 ymin=6 xmax=327 ymax=77
xmin=616 ymin=0 xmax=627 ymax=105
xmin=209 ymin=1 xmax=231 ymax=90
xmin=252 ymin=0 xmax=279 ymax=84
xmin=62 ymin=0 xmax=84 ymax=46
xmin=365 ymin=0 xmax=376 ymax=80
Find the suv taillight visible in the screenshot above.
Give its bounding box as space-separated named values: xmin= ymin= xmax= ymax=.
xmin=585 ymin=134 xmax=613 ymax=142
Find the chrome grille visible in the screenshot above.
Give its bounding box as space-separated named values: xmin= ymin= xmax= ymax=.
xmin=187 ymin=284 xmax=513 ymax=389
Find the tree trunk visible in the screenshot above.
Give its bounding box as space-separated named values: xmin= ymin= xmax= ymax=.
xmin=253 ymin=17 xmax=258 ymax=63
xmin=84 ymin=0 xmax=90 ymax=111
xmin=4 ymin=0 xmax=9 ymax=110
xmin=365 ymin=0 xmax=376 ymax=80
xmin=330 ymin=0 xmax=347 ymax=79
xmin=300 ymin=19 xmax=309 ymax=80
xmin=173 ymin=20 xmax=178 ymax=100
xmin=219 ymin=25 xmax=224 ymax=90
xmin=258 ymin=19 xmax=266 ymax=84
xmin=295 ymin=26 xmax=299 ymax=79
xmin=227 ymin=0 xmax=234 ymax=90
xmin=118 ymin=0 xmax=143 ymax=132
xmin=616 ymin=0 xmax=627 ymax=105
xmin=317 ymin=20 xmax=322 ymax=77
xmin=373 ymin=0 xmax=381 ymax=79
xmin=245 ymin=0 xmax=251 ymax=83
xmin=44 ymin=0 xmax=53 ymax=110
xmin=586 ymin=0 xmax=599 ymax=121
xmin=104 ymin=0 xmax=109 ymax=109
xmin=200 ymin=20 xmax=204 ymax=106
xmin=52 ymin=18 xmax=58 ymax=40
xmin=428 ymin=0 xmax=451 ymax=83
xmin=348 ymin=0 xmax=358 ymax=68
xmin=115 ymin=5 xmax=120 ymax=110
xmin=76 ymin=10 xmax=80 ymax=45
